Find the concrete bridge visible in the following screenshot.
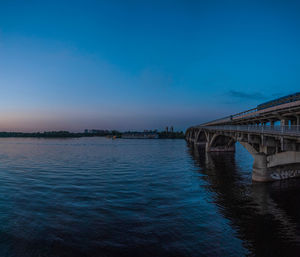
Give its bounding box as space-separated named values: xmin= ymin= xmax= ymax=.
xmin=186 ymin=93 xmax=300 ymax=182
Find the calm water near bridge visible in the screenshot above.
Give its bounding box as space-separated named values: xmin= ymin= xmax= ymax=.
xmin=0 ymin=137 xmax=299 ymax=257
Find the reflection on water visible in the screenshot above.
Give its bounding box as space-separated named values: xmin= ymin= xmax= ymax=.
xmin=189 ymin=143 xmax=300 ymax=257
xmin=0 ymin=138 xmax=298 ymax=256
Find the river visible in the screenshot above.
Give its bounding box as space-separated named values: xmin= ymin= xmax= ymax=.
xmin=0 ymin=137 xmax=298 ymax=256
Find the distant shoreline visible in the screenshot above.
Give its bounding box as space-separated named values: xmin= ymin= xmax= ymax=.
xmin=0 ymin=131 xmax=185 ymax=139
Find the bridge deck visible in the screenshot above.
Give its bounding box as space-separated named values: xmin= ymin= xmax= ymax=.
xmin=198 ymin=125 xmax=300 ymax=137
xmin=202 ymin=99 xmax=300 ymax=126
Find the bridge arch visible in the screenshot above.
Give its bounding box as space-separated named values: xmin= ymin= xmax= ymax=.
xmin=207 ymin=134 xmax=236 ymax=152
xmin=239 ymin=142 xmax=259 ymax=156
xmin=185 ymin=128 xmax=195 ymax=143
xmin=195 ymin=129 xmax=207 ymax=145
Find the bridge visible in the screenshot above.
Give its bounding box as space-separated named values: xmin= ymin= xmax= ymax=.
xmin=186 ymin=93 xmax=300 ymax=182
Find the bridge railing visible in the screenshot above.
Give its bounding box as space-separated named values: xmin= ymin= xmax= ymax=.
xmin=200 ymin=108 xmax=259 ymax=126
xmin=200 ymin=125 xmax=300 ymax=136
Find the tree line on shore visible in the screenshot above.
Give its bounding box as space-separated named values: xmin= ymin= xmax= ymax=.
xmin=0 ymin=130 xmax=185 ymax=139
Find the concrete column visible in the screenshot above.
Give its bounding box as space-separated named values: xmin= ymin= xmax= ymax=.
xmin=270 ymin=120 xmax=275 ymax=128
xmin=280 ymin=137 xmax=284 ymax=151
xmin=281 ymin=119 xmax=287 ymax=126
xmin=259 ymin=145 xmax=268 ymax=154
xmin=205 ymin=142 xmax=210 ymax=152
xmin=269 ymin=120 xmax=275 ymax=128
xmin=289 ymin=119 xmax=295 ymax=127
xmin=194 ymin=130 xmax=200 ymax=145
xmin=252 ymin=153 xmax=270 ymax=182
xmin=189 ymin=131 xmax=193 ymax=142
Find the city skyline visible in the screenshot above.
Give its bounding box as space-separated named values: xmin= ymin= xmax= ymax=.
xmin=1 ymin=0 xmax=300 ymax=131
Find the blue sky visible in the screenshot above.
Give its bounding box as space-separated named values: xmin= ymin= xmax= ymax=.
xmin=0 ymin=0 xmax=299 ymax=131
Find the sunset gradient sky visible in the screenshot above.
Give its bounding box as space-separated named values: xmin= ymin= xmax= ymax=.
xmin=0 ymin=0 xmax=300 ymax=131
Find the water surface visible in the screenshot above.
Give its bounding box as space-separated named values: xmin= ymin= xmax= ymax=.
xmin=0 ymin=137 xmax=299 ymax=256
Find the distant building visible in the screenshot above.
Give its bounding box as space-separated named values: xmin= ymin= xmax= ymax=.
xmin=166 ymin=126 xmax=168 ymax=133
xmin=122 ymin=131 xmax=159 ymax=139
xmin=170 ymin=126 xmax=174 ymax=133
xmin=84 ymin=129 xmax=109 ymax=134
xmin=90 ymin=129 xmax=105 ymax=134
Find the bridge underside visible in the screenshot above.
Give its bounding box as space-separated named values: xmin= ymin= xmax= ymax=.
xmin=186 ymin=128 xmax=300 ymax=182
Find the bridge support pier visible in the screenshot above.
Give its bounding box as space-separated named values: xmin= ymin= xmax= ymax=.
xmin=251 ymin=152 xmax=300 ymax=182
xmin=252 ymin=153 xmax=271 ymax=182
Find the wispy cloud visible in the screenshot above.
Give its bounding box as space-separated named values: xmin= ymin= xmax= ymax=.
xmin=228 ymin=90 xmax=266 ymax=100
